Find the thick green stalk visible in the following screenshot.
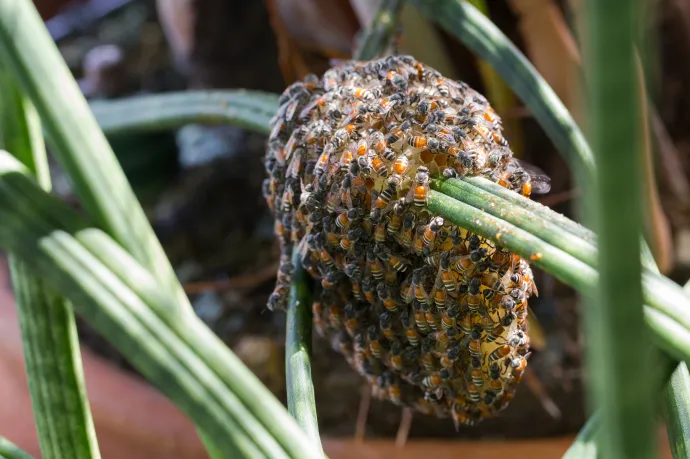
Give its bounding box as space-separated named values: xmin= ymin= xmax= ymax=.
xmin=354 ymin=0 xmax=404 ymax=60
xmin=0 ymin=437 xmax=35 ymax=459
xmin=90 ymin=91 xmax=278 ymax=137
xmin=286 ymin=251 xmax=321 ymax=449
xmin=0 ymin=71 xmax=100 ymax=459
xmin=0 ymin=153 xmax=324 ymax=459
xmin=0 ymin=0 xmax=187 ymax=309
xmin=584 ymin=2 xmax=655 ymax=458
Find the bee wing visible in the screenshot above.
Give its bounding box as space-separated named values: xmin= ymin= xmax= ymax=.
xmin=298 ymin=98 xmax=320 ymax=120
xmin=511 ymin=158 xmax=552 ymax=194
xmin=436 ymin=130 xmax=456 ymax=144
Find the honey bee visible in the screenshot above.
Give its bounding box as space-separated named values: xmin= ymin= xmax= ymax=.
xmin=374 ymin=221 xmax=387 ymax=243
xmin=355 ymin=138 xmax=368 ymax=157
xmin=400 ymin=276 xmax=413 ymax=304
xmin=397 ymin=212 xmax=416 ymax=249
xmin=468 ymin=336 xmax=482 ymax=360
xmin=377 ymin=283 xmax=399 ymax=313
xmin=321 ymin=270 xmax=339 ymax=289
xmin=431 ymin=278 xmax=447 ymax=309
xmin=440 ymin=341 xmax=460 ymax=368
xmin=412 ymin=226 xmax=426 ymax=256
xmin=387 ymin=203 xmax=404 ymax=235
xmin=385 ymin=120 xmax=411 ymax=145
xmin=401 ymin=309 xmax=419 ymax=347
xmin=414 ymin=306 xmax=430 ymax=333
xmin=407 ymin=135 xmax=428 ymax=149
xmin=382 ymin=147 xmax=396 ymax=161
xmin=362 ymin=277 xmax=377 ymax=305
xmin=408 ymin=270 xmax=430 ymax=305
xmin=441 ymin=304 xmax=460 ymax=329
xmin=367 ymin=248 xmax=385 ymax=280
xmin=423 ymin=216 xmax=444 ymax=247
xmin=389 ymin=341 xmax=403 ymax=371
xmin=392 ymin=153 xmax=410 ymax=176
xmin=371 ymin=156 xmax=389 ymax=176
xmin=422 ymin=372 xmax=442 ymax=389
xmin=414 ymin=339 xmax=433 ymax=372
xmin=338 ymin=149 xmax=355 ymax=174
xmin=388 ymin=254 xmax=411 ymax=272
xmin=422 ymin=302 xmax=439 ymax=331
xmin=407 ymin=166 xmax=430 ymax=206
xmin=367 ymin=325 xmax=383 ymax=359
xmin=374 ymin=176 xmax=401 ymax=212
xmin=464 ymin=277 xmax=483 ymax=313
xmin=488 ymin=344 xmax=512 ymax=362
xmin=380 ymin=311 xmax=395 ymax=340
xmin=353 ymin=87 xmax=375 ymax=100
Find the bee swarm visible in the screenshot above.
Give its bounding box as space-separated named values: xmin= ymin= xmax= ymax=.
xmin=264 ymin=55 xmax=537 ymax=427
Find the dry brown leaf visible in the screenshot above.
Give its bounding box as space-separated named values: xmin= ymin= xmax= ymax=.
xmin=508 ymin=0 xmax=583 ymax=122
xmin=273 ymin=0 xmax=358 ymax=56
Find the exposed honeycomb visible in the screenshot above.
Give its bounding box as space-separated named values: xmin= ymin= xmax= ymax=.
xmin=263 ymin=55 xmax=540 ymax=427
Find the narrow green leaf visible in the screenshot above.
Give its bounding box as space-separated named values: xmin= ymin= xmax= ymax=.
xmin=0 ymin=437 xmax=35 ymax=459
xmin=90 ymin=91 xmax=278 ymax=137
xmin=0 ymin=70 xmax=100 ymax=459
xmin=664 ymin=363 xmax=690 ymax=458
xmin=354 ymin=0 xmax=404 ymax=61
xmin=408 ymin=0 xmax=594 ymax=183
xmin=0 ymin=152 xmax=325 ymax=459
xmin=0 ymin=0 xmax=188 ymax=309
xmin=286 ymin=250 xmax=321 ymax=449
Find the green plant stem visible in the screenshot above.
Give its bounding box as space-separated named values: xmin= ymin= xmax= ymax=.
xmin=90 ymin=91 xmax=278 ymax=137
xmin=354 ymin=0 xmax=404 ymax=60
xmin=0 ymin=153 xmax=324 ymax=459
xmin=584 ymin=2 xmax=655 ymax=458
xmin=0 ymin=0 xmax=187 ymax=309
xmin=0 ymin=437 xmax=35 ymax=459
xmin=409 ymin=0 xmax=594 ymax=184
xmin=0 ymin=70 xmax=100 ymax=459
xmin=427 ymin=191 xmax=690 ymax=364
xmin=664 ymin=363 xmax=690 ymax=458
xmin=432 ymin=178 xmax=597 ymax=266
xmin=286 ymin=251 xmax=321 ymax=449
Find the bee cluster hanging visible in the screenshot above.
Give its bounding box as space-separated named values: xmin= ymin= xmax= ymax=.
xmin=263 ymin=55 xmax=542 ymax=427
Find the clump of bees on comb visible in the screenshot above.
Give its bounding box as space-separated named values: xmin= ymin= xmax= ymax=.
xmin=263 ymin=55 xmax=550 ymax=427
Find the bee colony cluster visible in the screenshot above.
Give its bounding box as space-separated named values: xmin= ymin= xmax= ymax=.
xmin=264 ymin=55 xmax=539 ymax=427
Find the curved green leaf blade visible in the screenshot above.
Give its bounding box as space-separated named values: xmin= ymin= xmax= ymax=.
xmin=0 ymin=70 xmax=100 ymax=459
xmin=0 ymin=0 xmax=188 ymax=309
xmin=0 ymin=152 xmax=324 ymax=459
xmin=90 ymin=91 xmax=278 ymax=137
